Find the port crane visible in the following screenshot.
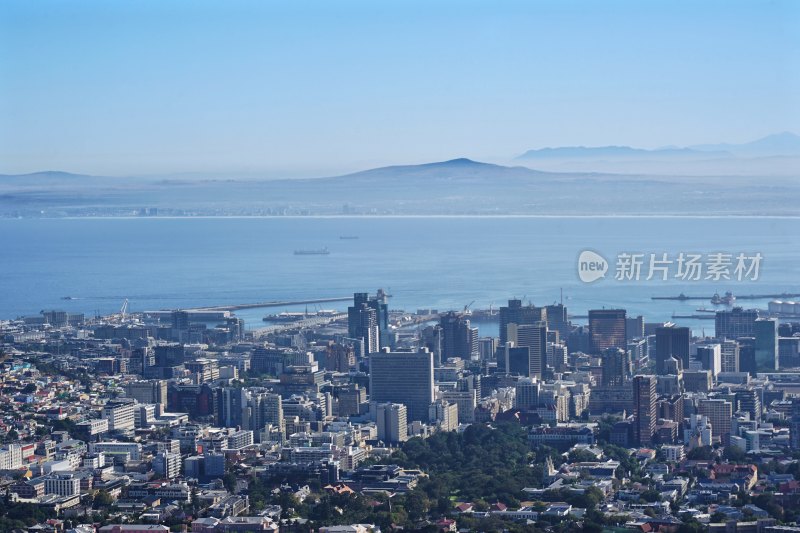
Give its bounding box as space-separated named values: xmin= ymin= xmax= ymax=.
xmin=120 ymin=298 xmax=129 ymax=319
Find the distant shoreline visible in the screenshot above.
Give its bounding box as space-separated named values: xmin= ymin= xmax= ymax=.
xmin=3 ymin=213 xmax=800 ymax=220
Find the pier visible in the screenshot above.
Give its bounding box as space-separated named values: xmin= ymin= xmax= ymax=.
xmin=652 ymin=292 xmax=800 ymax=301
xmin=187 ymin=296 xmax=353 ymax=312
xmin=251 ymin=312 xmax=348 ymax=338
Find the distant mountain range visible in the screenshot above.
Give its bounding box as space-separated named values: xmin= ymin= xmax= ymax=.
xmin=1 ymin=132 xmax=799 ymax=217
xmin=516 ymin=132 xmax=800 ymax=161
xmin=512 ymin=132 xmax=800 ymax=175
xmin=517 ymin=145 xmax=730 ymax=160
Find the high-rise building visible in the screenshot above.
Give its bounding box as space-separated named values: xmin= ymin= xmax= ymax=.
xmin=478 ymin=337 xmax=498 ymax=361
xmin=441 ymin=390 xmax=477 ymax=424
xmin=589 ymin=309 xmax=627 ymax=353
xmin=696 ymin=344 xmax=722 ymax=377
xmin=715 ymin=307 xmax=758 ymax=340
xmin=498 ymin=344 xmax=532 ymax=376
xmin=632 ymin=375 xmax=657 ymax=447
xmin=154 ymin=343 xmax=185 ymax=368
xmin=125 ymin=380 xmax=168 ymax=406
xmin=499 ymin=299 xmax=547 ymax=346
xmin=626 ymin=316 xmax=645 ymax=340
xmin=508 ymin=322 xmax=546 ymax=378
xmin=348 ymin=302 xmax=380 ymax=355
xmin=215 ymin=387 xmax=246 ymax=428
xmin=738 ymin=337 xmax=757 ymax=375
xmin=376 ymin=403 xmax=408 ymax=444
xmin=655 ymin=324 xmax=690 ymax=374
xmin=779 ymin=337 xmax=800 ymax=369
xmin=698 ymin=398 xmax=733 ymax=445
xmin=602 ymin=348 xmax=631 ymax=387
xmin=790 ymin=398 xmax=800 ymax=449
xmin=154 ymin=451 xmax=182 ymax=479
xmin=428 ymin=400 xmax=459 ymax=432
xmin=324 ymin=343 xmax=355 ymax=372
xmin=734 ymin=389 xmax=761 ymax=420
xmin=369 ymin=348 xmax=434 ymax=422
xmin=544 ymin=303 xmax=569 ymax=339
xmin=102 ymin=400 xmax=136 ymax=432
xmin=244 ymin=390 xmax=283 ymax=440
xmin=514 ymin=378 xmax=540 ymax=410
xmin=348 ymin=291 xmax=389 ymax=350
xmin=720 ymin=339 xmax=740 ymax=373
xmin=755 ymin=318 xmax=779 ymax=371
xmin=439 ymin=312 xmax=478 ymax=360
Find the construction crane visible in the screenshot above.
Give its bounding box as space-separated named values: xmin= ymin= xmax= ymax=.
xmin=463 ymin=300 xmax=475 ymax=313
xmin=120 ymin=298 xmax=129 ymax=320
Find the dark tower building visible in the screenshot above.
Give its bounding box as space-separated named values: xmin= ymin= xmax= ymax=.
xmin=348 ymin=291 xmax=390 ymax=349
xmin=544 ymin=303 xmax=569 ymax=339
xmin=755 ymin=318 xmax=779 ymax=371
xmin=588 ymin=309 xmax=627 ymax=353
xmin=715 ymin=307 xmax=758 ymax=340
xmin=154 ymin=343 xmax=185 ymax=368
xmin=633 ymin=375 xmax=657 ymax=447
xmin=439 ymin=312 xmax=478 ymax=360
xmin=602 ymin=347 xmax=631 ymax=387
xmin=348 ymin=301 xmax=380 ymax=355
xmin=655 ymin=324 xmax=690 ymax=374
xmin=737 ymin=336 xmax=757 ymax=375
xmin=499 ymin=299 xmax=547 ymax=346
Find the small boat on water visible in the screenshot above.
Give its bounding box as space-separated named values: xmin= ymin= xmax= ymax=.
xmin=294 ymin=247 xmax=330 ymax=255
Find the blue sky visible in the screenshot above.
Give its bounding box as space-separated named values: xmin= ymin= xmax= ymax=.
xmin=1 ymin=0 xmax=798 ymax=176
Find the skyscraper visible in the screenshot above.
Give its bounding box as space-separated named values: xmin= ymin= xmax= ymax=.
xmin=696 ymin=344 xmax=722 ymax=377
xmin=790 ymin=398 xmax=800 ymax=449
xmin=348 ymin=301 xmax=380 ymax=355
xmin=698 ymin=398 xmax=733 ymax=445
xmin=755 ymin=318 xmax=779 ymax=371
xmin=508 ymin=322 xmax=546 ymax=378
xmin=602 ymin=348 xmax=631 ymax=387
xmin=626 ymin=316 xmax=645 ymax=341
xmin=369 ymin=348 xmax=434 ymax=422
xmin=588 ymin=309 xmax=627 ymax=353
xmin=215 ymin=387 xmax=246 ymax=428
xmin=499 ymin=299 xmax=547 ymax=346
xmin=348 ymin=291 xmax=390 ymax=350
xmin=720 ymin=339 xmax=740 ymax=373
xmin=498 ymin=344 xmax=532 ymax=376
xmin=244 ymin=390 xmax=283 ymax=440
xmin=738 ymin=337 xmax=757 ymax=375
xmin=715 ymin=307 xmax=758 ymax=340
xmin=632 ymin=375 xmax=657 ymax=447
xmin=439 ymin=312 xmax=478 ymax=360
xmin=655 ymin=324 xmax=690 ymax=374
xmin=154 ymin=343 xmax=185 ymax=368
xmin=376 ymin=403 xmax=408 ymax=444
xmin=544 ymin=303 xmax=569 ymax=339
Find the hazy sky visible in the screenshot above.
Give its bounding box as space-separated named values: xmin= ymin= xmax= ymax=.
xmin=1 ymin=0 xmax=798 ymax=176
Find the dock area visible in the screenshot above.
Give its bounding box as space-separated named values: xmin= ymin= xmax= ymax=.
xmin=186 ymin=296 xmax=353 ymax=312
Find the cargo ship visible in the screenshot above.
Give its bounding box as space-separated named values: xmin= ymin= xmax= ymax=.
xmin=294 ymin=247 xmax=330 ymax=255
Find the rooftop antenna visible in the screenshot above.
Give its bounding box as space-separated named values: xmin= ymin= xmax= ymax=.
xmin=560 ymin=288 xmax=563 ymax=306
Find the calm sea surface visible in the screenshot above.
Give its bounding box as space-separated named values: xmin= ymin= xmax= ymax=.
xmin=1 ymin=217 xmax=797 ymax=335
